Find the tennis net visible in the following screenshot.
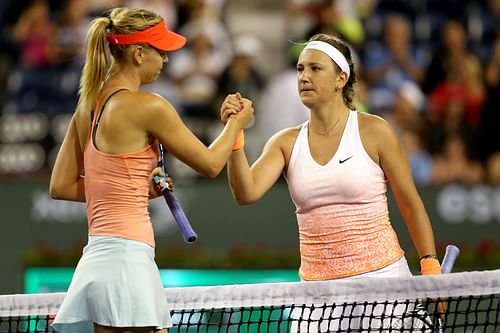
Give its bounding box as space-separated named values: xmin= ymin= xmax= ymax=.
xmin=1 ymin=269 xmax=499 ymax=332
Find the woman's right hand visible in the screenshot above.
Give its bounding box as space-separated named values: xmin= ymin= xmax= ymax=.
xmin=235 ymin=98 xmax=254 ymax=129
xmin=220 ymin=93 xmax=242 ymax=124
xmin=220 ymin=93 xmax=254 ymax=128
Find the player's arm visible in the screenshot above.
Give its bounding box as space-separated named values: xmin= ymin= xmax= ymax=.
xmin=49 ymin=112 xmax=85 ymax=202
xmin=227 ymin=130 xmax=289 ymax=204
xmin=141 ymin=94 xmax=253 ymax=178
xmin=372 ymin=116 xmax=437 ymax=259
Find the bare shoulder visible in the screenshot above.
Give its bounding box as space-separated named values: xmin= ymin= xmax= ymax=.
xmin=358 ymin=111 xmax=401 ymax=158
xmin=118 ymin=91 xmax=170 ymax=107
xmin=267 ymin=125 xmax=302 ymax=148
xmin=358 ymin=111 xmax=398 ymax=145
xmin=118 ymin=92 xmax=176 ymax=119
xmin=264 ymin=125 xmax=302 ymax=162
xmin=358 ymin=112 xmax=392 ymax=135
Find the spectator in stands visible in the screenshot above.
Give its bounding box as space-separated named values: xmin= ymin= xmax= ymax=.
xmin=430 ymin=54 xmax=485 ymax=127
xmin=363 ymin=13 xmax=428 ymax=113
xmin=11 ymin=0 xmax=57 ymax=68
xmin=486 ymin=152 xmax=500 ymax=185
xmin=423 ymin=20 xmax=475 ymax=94
xmin=422 ymin=21 xmax=485 ymax=157
xmin=168 ymin=0 xmax=232 ymax=143
xmin=427 ymin=51 xmax=485 ymax=155
xmin=284 ymin=0 xmax=317 ymax=42
xmin=305 ymin=0 xmax=365 ymax=50
xmin=471 ymin=0 xmax=500 ymax=60
xmin=285 ymin=0 xmax=373 ymax=48
xmin=168 ymin=29 xmax=224 ymax=117
xmin=401 ymin=129 xmax=434 ymax=186
xmin=384 ymin=81 xmax=426 ymax=137
xmin=177 ymin=0 xmax=232 ymax=65
xmin=476 ymin=32 xmax=500 ymax=165
xmin=216 ymin=34 xmax=265 ymax=115
xmin=168 ymin=27 xmax=227 ymax=143
xmin=382 ymin=81 xmax=434 ymax=186
xmin=432 ymin=134 xmax=484 ymax=185
xmin=485 ymin=33 xmax=500 ymax=89
xmin=54 ymin=0 xmax=89 ymax=67
xmin=177 ymin=0 xmax=227 ymax=27
xmin=332 ymin=0 xmax=375 ymax=47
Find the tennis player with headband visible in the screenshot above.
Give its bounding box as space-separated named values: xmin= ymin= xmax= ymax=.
xmin=220 ymin=33 xmax=441 ymax=330
xmin=49 ymin=7 xmax=252 ymax=333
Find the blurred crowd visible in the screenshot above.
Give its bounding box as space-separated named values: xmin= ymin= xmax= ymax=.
xmin=0 ymin=0 xmax=499 ymax=186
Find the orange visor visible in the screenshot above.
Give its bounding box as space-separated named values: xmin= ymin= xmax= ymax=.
xmin=106 ymin=19 xmax=186 ymax=51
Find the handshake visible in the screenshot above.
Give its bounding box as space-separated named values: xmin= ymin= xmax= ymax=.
xmin=220 ymin=92 xmax=254 ymax=151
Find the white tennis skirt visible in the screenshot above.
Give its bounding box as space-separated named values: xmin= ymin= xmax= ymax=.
xmin=52 ymin=236 xmax=172 ymax=333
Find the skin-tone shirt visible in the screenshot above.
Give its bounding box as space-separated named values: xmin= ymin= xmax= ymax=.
xmin=84 ymin=90 xmax=158 ymax=247
xmin=84 ymin=137 xmax=158 ymax=247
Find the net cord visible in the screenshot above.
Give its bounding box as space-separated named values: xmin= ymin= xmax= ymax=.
xmin=1 ymin=269 xmax=499 ymax=316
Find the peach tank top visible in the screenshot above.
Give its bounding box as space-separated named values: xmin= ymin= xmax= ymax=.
xmin=84 ymin=90 xmax=158 ymax=247
xmin=286 ymin=111 xmax=404 ymax=280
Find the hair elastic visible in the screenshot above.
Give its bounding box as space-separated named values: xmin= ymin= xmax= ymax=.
xmin=303 ymin=41 xmax=350 ymax=78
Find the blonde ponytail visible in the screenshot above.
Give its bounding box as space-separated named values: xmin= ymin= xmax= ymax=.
xmin=77 ymin=17 xmax=110 ymax=114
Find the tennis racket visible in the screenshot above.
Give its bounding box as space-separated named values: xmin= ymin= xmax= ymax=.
xmin=387 ymin=244 xmax=460 ymax=333
xmin=431 ymin=244 xmax=460 ymax=332
xmin=440 ymin=244 xmax=460 ymax=274
xmin=154 ymin=144 xmax=197 ymax=243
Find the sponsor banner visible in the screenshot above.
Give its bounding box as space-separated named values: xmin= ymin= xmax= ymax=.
xmin=1 ymin=179 xmax=498 ymax=293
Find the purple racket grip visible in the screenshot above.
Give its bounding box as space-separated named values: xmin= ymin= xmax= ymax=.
xmin=162 ymin=189 xmax=197 ymax=243
xmin=441 ymin=245 xmax=459 ymax=274
xmin=154 ymin=175 xmax=197 ymax=243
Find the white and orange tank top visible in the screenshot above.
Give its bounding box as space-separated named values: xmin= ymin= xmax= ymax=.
xmin=84 ymin=90 xmax=158 ymax=247
xmin=286 ymin=110 xmax=404 ymax=280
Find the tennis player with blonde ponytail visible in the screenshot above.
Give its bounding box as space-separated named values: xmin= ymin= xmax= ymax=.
xmin=221 ymin=33 xmax=441 ymax=331
xmin=49 ymin=7 xmax=253 ymax=333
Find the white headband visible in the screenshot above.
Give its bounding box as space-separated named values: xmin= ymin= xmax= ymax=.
xmin=303 ymin=41 xmax=350 ymax=78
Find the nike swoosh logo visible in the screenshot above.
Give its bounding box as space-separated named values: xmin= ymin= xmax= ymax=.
xmin=339 ymin=156 xmax=353 ymax=164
